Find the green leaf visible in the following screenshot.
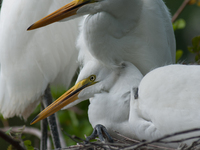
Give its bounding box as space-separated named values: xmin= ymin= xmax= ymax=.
xmin=173 ymin=19 xmax=186 ymax=31
xmin=176 ymin=50 xmax=183 ymax=62
xmin=188 ymin=36 xmax=200 ymax=53
xmin=192 ymin=36 xmax=200 ymax=52
xmin=69 ymin=111 xmax=79 ymax=127
xmin=7 ymin=145 xmax=14 ymax=150
xmin=0 ymin=114 xmax=4 ymax=119
xmin=5 ymin=128 xmax=12 ymax=135
xmin=24 ymin=140 xmax=34 ymax=150
xmin=188 ymin=36 xmax=200 ymax=62
xmin=195 ymin=54 xmax=200 ymax=62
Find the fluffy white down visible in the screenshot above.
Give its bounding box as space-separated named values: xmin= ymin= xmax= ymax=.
xmin=87 ymin=62 xmax=143 ymax=138
xmin=129 ymin=65 xmax=200 ymax=147
xmin=87 ymin=64 xmax=200 ymax=148
xmin=0 ymin=0 xmax=80 ymax=119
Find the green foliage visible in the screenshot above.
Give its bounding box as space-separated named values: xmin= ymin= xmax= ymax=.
xmin=5 ymin=128 xmax=12 ymax=135
xmin=188 ymin=36 xmax=200 ymax=62
xmin=173 ymin=19 xmax=186 ymax=31
xmin=6 ymin=126 xmax=25 ymax=150
xmin=50 ymin=85 xmax=93 ymax=146
xmin=10 ymin=126 xmax=25 ymax=141
xmin=0 ymin=114 xmax=4 ymax=120
xmin=7 ymin=145 xmax=15 ymax=150
xmin=176 ymin=50 xmax=183 ymax=63
xmin=24 ymin=140 xmax=34 ymax=150
xmin=51 ymin=85 xmax=67 ymax=99
xmin=188 ymin=0 xmax=200 ymax=6
xmin=56 ymin=102 xmax=93 ymax=145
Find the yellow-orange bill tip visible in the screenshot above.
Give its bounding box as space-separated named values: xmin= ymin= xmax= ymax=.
xmin=27 ymin=24 xmax=34 ymax=31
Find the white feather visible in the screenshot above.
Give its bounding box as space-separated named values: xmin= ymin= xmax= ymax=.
xmin=77 ymin=0 xmax=175 ymax=74
xmin=0 ymin=0 xmax=80 ymax=119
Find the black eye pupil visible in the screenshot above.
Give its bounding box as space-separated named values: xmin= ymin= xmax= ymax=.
xmin=90 ymin=75 xmax=95 ymax=81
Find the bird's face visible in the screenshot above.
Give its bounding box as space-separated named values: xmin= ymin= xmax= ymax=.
xmin=27 ymin=0 xmax=131 ymax=30
xmin=31 ymin=60 xmax=118 ymax=125
xmin=27 ymin=0 xmax=101 ymax=30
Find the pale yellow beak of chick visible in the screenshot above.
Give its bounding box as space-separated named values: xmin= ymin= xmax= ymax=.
xmin=27 ymin=0 xmax=95 ymax=30
xmin=31 ymin=75 xmax=97 ymax=125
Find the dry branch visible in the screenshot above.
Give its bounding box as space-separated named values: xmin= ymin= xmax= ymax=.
xmin=0 ymin=130 xmax=26 ymax=150
xmin=172 ymin=0 xmax=191 ymax=23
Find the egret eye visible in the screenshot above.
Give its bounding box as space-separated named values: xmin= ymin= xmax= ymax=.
xmin=89 ymin=75 xmax=96 ymax=82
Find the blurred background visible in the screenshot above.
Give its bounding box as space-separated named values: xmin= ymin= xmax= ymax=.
xmin=0 ymin=0 xmax=200 ymax=149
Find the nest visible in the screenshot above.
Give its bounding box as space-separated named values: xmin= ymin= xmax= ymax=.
xmin=61 ymin=128 xmax=200 ymax=150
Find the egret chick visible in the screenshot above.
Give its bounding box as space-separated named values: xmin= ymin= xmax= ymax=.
xmin=31 ymin=61 xmax=200 ymax=148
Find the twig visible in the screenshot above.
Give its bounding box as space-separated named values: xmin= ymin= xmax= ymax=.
xmin=0 ymin=130 xmax=26 ymax=150
xmin=0 ymin=126 xmax=41 ymax=139
xmin=172 ymin=0 xmax=191 ymax=23
xmin=0 ymin=126 xmax=52 ymax=150
xmin=62 ymin=130 xmax=85 ymax=144
xmin=185 ymin=139 xmax=200 ymax=150
xmin=125 ymin=128 xmax=200 ymax=150
xmin=114 ymin=131 xmax=140 ymax=143
xmin=115 ymin=131 xmax=174 ymax=150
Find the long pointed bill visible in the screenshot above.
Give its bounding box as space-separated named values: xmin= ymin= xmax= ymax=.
xmin=27 ymin=0 xmax=94 ymax=30
xmin=30 ymin=76 xmax=97 ymax=125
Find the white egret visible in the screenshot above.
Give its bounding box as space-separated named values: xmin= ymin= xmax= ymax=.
xmin=31 ymin=60 xmax=200 ymax=148
xmin=0 ymin=0 xmax=80 ymax=149
xmin=0 ymin=0 xmax=79 ymax=119
xmin=26 ymin=0 xmax=178 ymax=146
xmin=28 ymin=0 xmax=176 ymax=75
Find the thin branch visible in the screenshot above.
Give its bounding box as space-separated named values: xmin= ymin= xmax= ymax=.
xmin=0 ymin=126 xmax=41 ymax=139
xmin=0 ymin=126 xmax=52 ymax=150
xmin=126 ymin=128 xmax=200 ymax=149
xmin=172 ymin=0 xmax=191 ymax=23
xmin=0 ymin=130 xmax=26 ymax=150
xmin=186 ymin=139 xmax=200 ymax=150
xmin=115 ymin=132 xmax=174 ymax=150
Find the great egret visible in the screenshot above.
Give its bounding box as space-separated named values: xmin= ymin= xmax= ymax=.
xmin=31 ymin=60 xmax=200 ymax=148
xmin=0 ymin=0 xmax=79 ymax=119
xmin=26 ymin=0 xmax=177 ymax=146
xmin=28 ymin=0 xmax=176 ymax=75
xmin=0 ymin=0 xmax=80 ymax=149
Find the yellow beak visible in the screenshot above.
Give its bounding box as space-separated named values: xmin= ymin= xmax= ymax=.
xmin=30 ymin=76 xmax=97 ymax=125
xmin=27 ymin=0 xmax=94 ymax=30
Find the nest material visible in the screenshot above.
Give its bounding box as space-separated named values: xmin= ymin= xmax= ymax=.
xmin=61 ymin=129 xmax=200 ymax=150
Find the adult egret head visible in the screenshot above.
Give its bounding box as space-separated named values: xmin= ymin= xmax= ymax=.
xmin=27 ymin=0 xmax=130 ymax=30
xmin=28 ymin=0 xmax=96 ymax=30
xmin=28 ymin=0 xmax=176 ymax=75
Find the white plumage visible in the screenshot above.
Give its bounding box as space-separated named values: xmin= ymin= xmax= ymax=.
xmin=32 ymin=59 xmax=200 ymax=148
xmin=28 ymin=0 xmax=175 ymax=74
xmin=4 ymin=0 xmax=196 ymax=148
xmin=0 ymin=0 xmax=80 ymax=119
xmin=75 ymin=0 xmax=176 ymax=74
xmin=87 ymin=63 xmax=200 ymax=148
xmin=26 ymin=0 xmax=199 ymax=147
